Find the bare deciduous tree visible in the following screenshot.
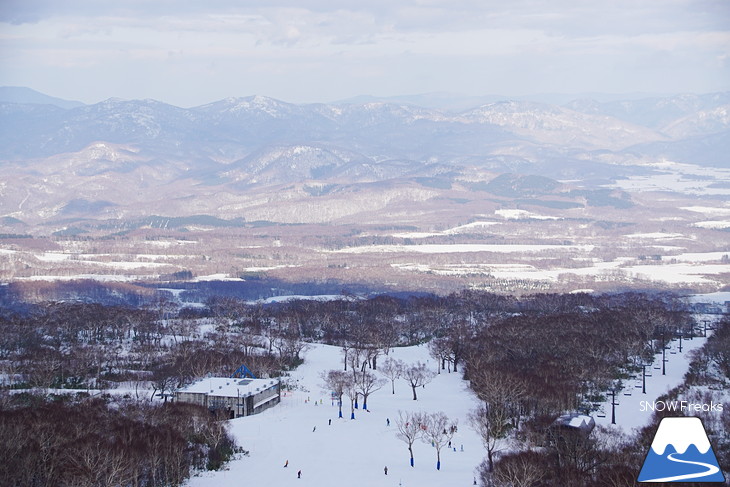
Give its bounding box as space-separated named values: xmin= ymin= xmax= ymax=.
xmin=470 ymin=403 xmax=512 ymax=472
xmin=395 ymin=410 xmax=427 ymax=467
xmin=402 ymin=361 xmax=436 ymax=401
xmin=380 ymin=357 xmax=403 ymax=394
xmin=428 ymin=337 xmax=452 ymax=373
xmin=321 ymin=369 xmax=349 ymax=418
xmin=482 ymin=450 xmax=547 ymax=487
xmin=422 ymin=411 xmax=458 ymax=470
xmin=343 ymin=373 xmax=358 ymax=420
xmin=355 ymin=370 xmax=385 ymax=410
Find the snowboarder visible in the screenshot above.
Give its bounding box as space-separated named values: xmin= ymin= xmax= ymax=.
xmin=297 ymin=470 xmax=302 ymax=479
xmin=384 ymin=466 xmax=388 ymax=475
xmin=284 ymin=460 xmax=288 ymax=468
xmin=312 ymin=426 xmax=316 ymax=432
xmin=386 ymin=418 xmax=390 ymax=426
xmin=328 ymin=418 xmax=332 ymax=425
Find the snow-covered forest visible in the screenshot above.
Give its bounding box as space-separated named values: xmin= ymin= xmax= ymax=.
xmin=0 ymin=290 xmax=727 ymax=486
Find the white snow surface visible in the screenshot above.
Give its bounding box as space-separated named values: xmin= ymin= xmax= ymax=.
xmin=187 ymin=343 xmax=485 ymax=487
xmin=180 ymin=377 xmax=279 ymax=398
xmin=495 ymin=209 xmax=559 ymax=220
xmin=192 ymin=274 xmax=243 ymax=282
xmin=694 ymin=220 xmax=730 ymax=229
xmin=566 ymin=415 xmax=593 ymax=428
xmin=594 ymin=331 xmax=709 ymax=432
xmin=625 ymin=232 xmax=686 ymax=240
xmin=391 ymin=221 xmax=501 ymax=239
xmin=257 ymin=295 xmax=350 ymax=304
xmin=35 ymin=252 xmax=72 ymax=262
xmin=690 ymin=292 xmax=730 ymax=304
xmin=623 ymin=263 xmax=729 ymax=284
xmin=332 ymin=243 xmax=593 ymax=254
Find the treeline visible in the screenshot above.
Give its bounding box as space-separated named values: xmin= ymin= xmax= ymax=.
xmin=0 ymin=301 xmax=297 ymax=393
xmin=664 ymin=315 xmax=730 ymax=476
xmin=0 ymin=278 xmax=375 ymax=312
xmin=0 ymin=280 xmax=159 ymax=314
xmin=0 ymin=288 xmax=709 ymax=486
xmin=0 ymin=290 xmax=695 ymax=393
xmin=0 ymin=395 xmax=237 ymax=487
xmin=464 ymin=300 xmax=729 ymax=486
xmin=465 ymin=305 xmax=668 ymax=417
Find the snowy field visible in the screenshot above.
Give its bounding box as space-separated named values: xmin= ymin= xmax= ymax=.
xmin=332 ymin=243 xmax=593 ymax=254
xmin=187 ymin=344 xmax=486 ymax=487
xmin=612 ymin=162 xmax=730 ymax=196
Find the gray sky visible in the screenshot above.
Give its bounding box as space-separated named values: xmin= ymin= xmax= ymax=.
xmin=1 ymin=0 xmax=728 ymax=107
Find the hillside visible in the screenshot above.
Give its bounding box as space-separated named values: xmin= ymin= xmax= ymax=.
xmin=0 ymin=90 xmax=728 ymax=293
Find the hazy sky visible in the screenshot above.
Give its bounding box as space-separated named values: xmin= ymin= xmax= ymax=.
xmin=1 ymin=0 xmax=728 ymax=107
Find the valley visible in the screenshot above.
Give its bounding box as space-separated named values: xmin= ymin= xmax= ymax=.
xmin=0 ymin=89 xmax=728 ymax=296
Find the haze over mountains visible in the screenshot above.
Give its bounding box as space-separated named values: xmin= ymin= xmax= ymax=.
xmin=1 ymin=87 xmax=728 ymax=294
xmin=1 ymin=87 xmax=728 ymax=226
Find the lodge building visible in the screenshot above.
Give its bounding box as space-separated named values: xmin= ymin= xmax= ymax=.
xmin=175 ymin=377 xmax=281 ymax=418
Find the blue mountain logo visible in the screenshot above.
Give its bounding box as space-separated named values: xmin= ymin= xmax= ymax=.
xmin=638 ymin=417 xmax=725 ymax=483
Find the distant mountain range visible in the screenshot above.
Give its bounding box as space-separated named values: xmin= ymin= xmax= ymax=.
xmin=0 ymin=86 xmax=728 ymax=228
xmin=334 ymin=91 xmax=686 ymax=110
xmin=0 ymin=86 xmax=85 ymax=109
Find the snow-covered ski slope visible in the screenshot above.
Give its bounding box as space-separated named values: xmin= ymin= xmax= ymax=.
xmin=594 ymin=331 xmax=708 ymax=431
xmin=187 ymin=314 xmax=715 ymax=487
xmin=187 ymin=344 xmax=485 ymax=487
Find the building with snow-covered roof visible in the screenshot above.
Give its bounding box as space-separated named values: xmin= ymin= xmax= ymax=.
xmin=551 ymin=413 xmax=595 ymax=433
xmin=548 ymin=413 xmax=596 ymax=445
xmin=175 ymin=377 xmax=280 ymax=419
